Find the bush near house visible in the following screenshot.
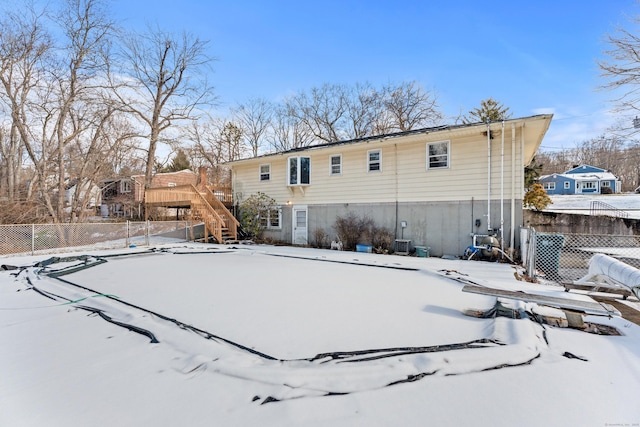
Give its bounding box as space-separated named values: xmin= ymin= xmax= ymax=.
xmin=334 ymin=212 xmax=374 ymax=251
xmin=239 ymin=192 xmax=277 ymax=240
xmin=524 ymin=183 xmax=553 ymax=211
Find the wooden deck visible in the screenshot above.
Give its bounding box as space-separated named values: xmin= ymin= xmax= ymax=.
xmin=145 ymin=185 xmax=238 ymax=243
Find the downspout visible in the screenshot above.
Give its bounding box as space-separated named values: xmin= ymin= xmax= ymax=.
xmin=510 ymin=124 xmax=516 ymax=253
xmin=487 ymin=121 xmax=491 ymax=232
xmin=394 ymin=143 xmax=399 ymax=240
xmin=500 ymin=120 xmax=505 ymax=253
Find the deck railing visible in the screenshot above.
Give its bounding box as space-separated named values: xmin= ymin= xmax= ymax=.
xmin=144 ymin=184 xmax=237 ymax=242
xmin=590 ymin=200 xmax=629 ymax=219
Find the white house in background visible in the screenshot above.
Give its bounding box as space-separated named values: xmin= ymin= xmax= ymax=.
xmin=228 ymin=114 xmax=553 ymax=257
xmin=539 ymin=165 xmax=621 ymax=195
xmin=65 ymin=179 xmax=101 ymax=209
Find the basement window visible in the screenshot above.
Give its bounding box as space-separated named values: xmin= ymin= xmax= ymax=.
xmin=259 ymin=207 xmax=282 ymax=229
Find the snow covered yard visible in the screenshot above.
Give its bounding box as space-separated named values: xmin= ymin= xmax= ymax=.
xmin=1 ymin=244 xmax=639 ymax=426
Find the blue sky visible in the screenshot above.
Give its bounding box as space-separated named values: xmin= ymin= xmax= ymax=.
xmin=111 ymin=0 xmax=639 ymax=151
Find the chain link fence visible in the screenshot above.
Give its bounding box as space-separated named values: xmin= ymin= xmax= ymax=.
xmin=0 ymin=221 xmax=198 ymax=256
xmin=522 ymin=228 xmax=640 ymax=284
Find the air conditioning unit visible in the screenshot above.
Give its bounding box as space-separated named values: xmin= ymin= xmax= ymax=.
xmin=395 ymin=239 xmax=411 ymax=255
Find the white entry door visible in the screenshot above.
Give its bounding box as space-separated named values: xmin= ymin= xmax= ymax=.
xmin=292 ymin=205 xmax=308 ymax=245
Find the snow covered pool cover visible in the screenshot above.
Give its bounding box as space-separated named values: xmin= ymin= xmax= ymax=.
xmin=1 ymin=244 xmax=639 ymax=426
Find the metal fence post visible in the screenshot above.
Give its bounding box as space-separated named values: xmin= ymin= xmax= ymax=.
xmin=527 ymin=229 xmax=537 ymax=280
xmin=125 ymin=221 xmax=130 ymax=248
xmin=31 ymin=224 xmax=35 ymax=255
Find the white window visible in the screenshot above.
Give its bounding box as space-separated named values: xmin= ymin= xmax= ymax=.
xmin=601 ymin=181 xmax=610 ymax=187
xmin=260 ymin=164 xmax=271 ymax=181
xmin=259 ymin=207 xmax=282 ymax=229
xmin=583 ymin=181 xmax=596 ymax=189
xmin=543 ymin=182 xmax=555 ymax=190
xmin=368 ymin=149 xmax=381 ymax=172
xmin=427 ymin=141 xmax=450 ymax=169
xmin=330 ymin=154 xmax=342 ymax=175
xmin=564 ymin=181 xmax=570 ymax=189
xmin=167 ymin=182 xmax=177 ymax=187
xmin=120 ymin=180 xmax=132 ymax=193
xmin=288 ymin=156 xmax=310 ymax=185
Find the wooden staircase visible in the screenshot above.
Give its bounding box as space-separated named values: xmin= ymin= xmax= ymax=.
xmin=144 ymin=184 xmax=239 ymax=243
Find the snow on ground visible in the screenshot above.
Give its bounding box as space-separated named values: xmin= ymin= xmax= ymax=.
xmin=545 ymin=194 xmax=640 ymax=218
xmin=1 ymin=243 xmax=640 ymax=426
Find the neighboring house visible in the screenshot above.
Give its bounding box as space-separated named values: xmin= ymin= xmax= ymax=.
xmin=65 ymin=179 xmax=102 ymax=209
xmin=227 ymin=114 xmax=553 ymax=257
xmin=539 ymin=165 xmax=620 ymax=195
xmin=101 ymin=170 xmax=198 ymax=217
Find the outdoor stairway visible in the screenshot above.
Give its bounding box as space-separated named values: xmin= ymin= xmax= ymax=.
xmin=144 ymin=184 xmax=239 ymax=243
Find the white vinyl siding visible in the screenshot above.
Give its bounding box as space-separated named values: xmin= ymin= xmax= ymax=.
xmin=229 ymin=118 xmax=546 ymax=205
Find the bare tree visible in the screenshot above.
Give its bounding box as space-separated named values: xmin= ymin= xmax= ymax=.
xmin=0 ymin=3 xmax=51 ymax=202
xmin=378 ymin=81 xmax=443 ymax=132
xmin=267 ymin=103 xmax=315 ymax=152
xmin=599 ymin=16 xmax=640 ymax=123
xmin=286 ymin=83 xmax=349 ymax=143
xmin=233 ymin=97 xmax=272 ymax=157
xmin=344 ymin=82 xmax=378 ymax=139
xmin=115 ymin=26 xmax=215 ymax=190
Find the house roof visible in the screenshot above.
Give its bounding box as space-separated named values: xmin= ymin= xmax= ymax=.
xmin=226 ymin=114 xmax=553 ymax=166
xmin=540 ymin=164 xmax=618 ymax=182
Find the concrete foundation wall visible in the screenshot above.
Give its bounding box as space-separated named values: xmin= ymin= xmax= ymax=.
xmin=524 ymin=210 xmax=640 ymax=235
xmin=263 ymin=199 xmax=523 ymax=257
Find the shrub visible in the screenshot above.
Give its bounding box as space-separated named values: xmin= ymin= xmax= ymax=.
xmin=372 ymin=226 xmax=394 ymax=253
xmin=313 ymin=228 xmax=329 ymax=248
xmin=239 ymin=192 xmax=277 ymax=239
xmin=333 ymin=212 xmax=374 ymax=251
xmin=523 ymin=183 xmax=552 ymax=211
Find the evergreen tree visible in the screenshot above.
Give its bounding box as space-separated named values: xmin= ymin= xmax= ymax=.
xmin=463 ymin=97 xmax=512 ymax=124
xmin=523 ymin=183 xmax=552 ymax=211
xmin=162 ymin=149 xmax=192 ymax=173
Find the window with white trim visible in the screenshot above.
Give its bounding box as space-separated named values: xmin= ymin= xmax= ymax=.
xmin=288 ymin=156 xmax=310 ymax=185
xmin=330 ymin=154 xmax=342 ymax=175
xmin=120 ymin=180 xmax=132 ymax=193
xmin=583 ymin=181 xmax=596 ymax=190
xmin=260 ymin=164 xmax=271 ymax=181
xmin=601 ymin=181 xmax=610 ymax=187
xmin=259 ymin=207 xmax=282 ymax=229
xmin=367 ymin=149 xmax=381 ymax=172
xmin=564 ymin=181 xmax=570 ymax=189
xmin=543 ymin=182 xmax=555 ymax=190
xmin=427 ymin=140 xmax=450 ymax=169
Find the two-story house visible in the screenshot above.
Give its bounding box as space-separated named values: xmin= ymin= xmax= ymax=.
xmin=227 ymin=114 xmax=552 ymax=257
